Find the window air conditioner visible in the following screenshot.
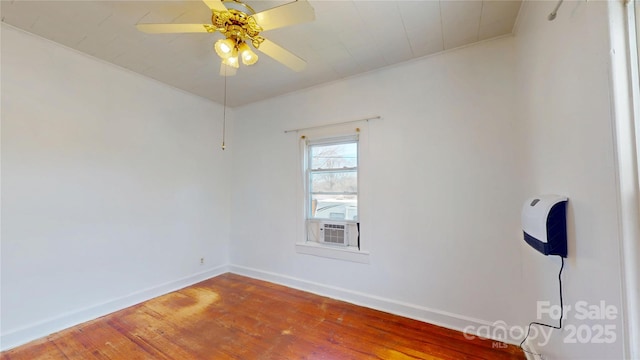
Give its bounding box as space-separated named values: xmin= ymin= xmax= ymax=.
xmin=320 ymin=222 xmax=349 ymax=246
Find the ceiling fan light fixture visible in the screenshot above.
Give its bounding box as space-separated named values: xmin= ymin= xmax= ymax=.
xmin=222 ymin=55 xmax=240 ymax=69
xmin=214 ymin=38 xmax=236 ymax=59
xmin=137 ymin=0 xmax=315 ymax=74
xmin=238 ymin=42 xmax=258 ymax=66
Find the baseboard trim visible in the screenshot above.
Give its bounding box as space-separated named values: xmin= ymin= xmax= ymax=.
xmin=522 ymin=338 xmax=543 ymax=360
xmin=229 ymin=264 xmax=522 ymax=346
xmin=0 ymin=265 xmax=229 ymax=351
xmin=2 ymin=264 xmax=525 ymax=352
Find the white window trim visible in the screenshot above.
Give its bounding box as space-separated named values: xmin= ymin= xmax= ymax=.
xmin=294 ymin=126 xmax=370 ymax=263
xmin=611 ymin=1 xmax=640 ymax=358
xmin=626 ymin=1 xmax=640 ymax=358
xmin=295 ymin=241 xmax=370 ymax=263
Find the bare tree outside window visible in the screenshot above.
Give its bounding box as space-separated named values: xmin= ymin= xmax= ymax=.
xmin=308 ymin=141 xmax=358 ymax=221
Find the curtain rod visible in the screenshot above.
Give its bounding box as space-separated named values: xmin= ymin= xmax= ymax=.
xmin=284 ymin=116 xmax=381 ymax=134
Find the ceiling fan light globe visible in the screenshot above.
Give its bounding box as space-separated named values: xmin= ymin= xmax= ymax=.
xmin=220 ymin=42 xmax=231 ymax=53
xmin=242 ymin=52 xmax=258 ymax=66
xmin=214 ymin=38 xmax=236 ymax=59
xmin=223 ymin=56 xmax=240 ymax=69
xmin=238 ymin=42 xmax=258 ymax=66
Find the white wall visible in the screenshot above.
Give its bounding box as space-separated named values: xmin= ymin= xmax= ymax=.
xmin=0 ymin=25 xmax=231 ymax=349
xmin=1 ymin=2 xmax=632 ymax=358
xmin=515 ymin=1 xmax=625 ymax=359
xmin=230 ymin=36 xmax=529 ymax=337
xmin=230 ymin=3 xmax=632 ymax=357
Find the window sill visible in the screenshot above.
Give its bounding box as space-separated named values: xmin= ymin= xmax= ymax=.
xmin=295 ymin=242 xmax=370 ymax=264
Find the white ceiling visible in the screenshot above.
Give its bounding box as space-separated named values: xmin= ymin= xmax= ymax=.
xmin=1 ymin=0 xmax=522 ymax=107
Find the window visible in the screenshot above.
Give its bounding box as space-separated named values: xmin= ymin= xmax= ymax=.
xmin=296 ymin=134 xmax=369 ymax=263
xmin=307 ymin=139 xmax=358 ymax=222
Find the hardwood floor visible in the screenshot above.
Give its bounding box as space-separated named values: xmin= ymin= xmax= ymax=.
xmin=1 ymin=273 xmax=525 ymax=359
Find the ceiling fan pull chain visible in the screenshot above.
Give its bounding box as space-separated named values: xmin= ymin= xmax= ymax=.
xmin=222 ymin=69 xmax=227 ymax=151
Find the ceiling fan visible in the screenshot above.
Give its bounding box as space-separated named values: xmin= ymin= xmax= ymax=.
xmin=136 ymin=0 xmax=315 ymax=76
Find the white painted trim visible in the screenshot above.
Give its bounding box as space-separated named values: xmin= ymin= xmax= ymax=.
xmin=0 ymin=23 xmax=220 ymax=108
xmin=511 ymin=0 xmax=530 ymax=37
xmin=607 ymin=1 xmax=640 ymax=358
xmin=234 ymin=33 xmax=515 ymax=110
xmin=2 ymin=263 xmax=528 ymax=352
xmin=229 ymin=264 xmax=524 ymax=346
xmin=522 ymin=338 xmax=544 ymax=360
xmin=295 ymin=242 xmax=370 ymax=264
xmin=0 ymin=265 xmax=229 ymax=351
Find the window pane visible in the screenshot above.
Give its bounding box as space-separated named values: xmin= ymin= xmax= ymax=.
xmin=310 ymin=171 xmax=357 ymax=194
xmin=311 ymin=194 xmax=358 ymax=221
xmin=311 ymin=142 xmax=357 ymax=170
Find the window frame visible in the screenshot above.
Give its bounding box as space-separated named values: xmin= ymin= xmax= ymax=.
xmin=296 ymin=133 xmax=369 ymax=263
xmin=629 ymin=3 xmax=640 ymax=356
xmin=305 ymin=136 xmax=359 ymax=223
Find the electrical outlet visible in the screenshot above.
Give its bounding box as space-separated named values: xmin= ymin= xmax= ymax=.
xmin=200 ymin=257 xmax=204 ymax=265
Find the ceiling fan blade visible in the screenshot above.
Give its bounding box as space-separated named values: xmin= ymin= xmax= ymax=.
xmin=202 ymin=0 xmax=227 ymax=12
xmin=136 ymin=23 xmax=210 ymax=34
xmin=257 ymin=39 xmax=306 ymax=72
xmin=252 ymin=0 xmax=315 ymax=32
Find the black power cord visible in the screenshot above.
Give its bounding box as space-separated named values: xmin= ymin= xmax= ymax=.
xmin=520 ymin=256 xmax=565 ymax=357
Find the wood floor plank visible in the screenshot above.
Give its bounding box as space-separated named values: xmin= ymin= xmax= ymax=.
xmin=0 ymin=337 xmax=68 ymax=360
xmin=1 ymin=273 xmax=525 ymax=360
